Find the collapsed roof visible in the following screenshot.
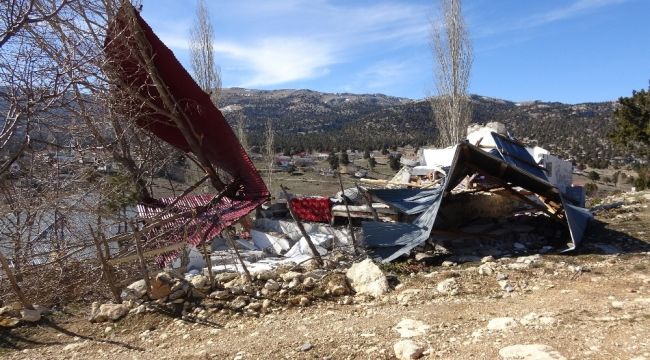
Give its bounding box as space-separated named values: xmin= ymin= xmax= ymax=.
xmin=363 ymin=132 xmax=592 ymax=262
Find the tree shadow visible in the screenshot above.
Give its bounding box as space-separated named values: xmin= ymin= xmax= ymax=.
xmin=0 ymin=317 xmax=146 ymax=353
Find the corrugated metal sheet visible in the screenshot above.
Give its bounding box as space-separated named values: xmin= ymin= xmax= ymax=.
xmin=137 ymin=194 xmax=261 ymax=266
xmin=491 ymin=132 xmax=548 ymax=180
xmin=369 ymin=188 xmax=440 ymax=215
xmin=363 ymin=143 xmax=592 ymax=263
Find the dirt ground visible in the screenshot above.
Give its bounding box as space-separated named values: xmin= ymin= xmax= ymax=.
xmin=2 ymin=194 xmax=650 ymax=359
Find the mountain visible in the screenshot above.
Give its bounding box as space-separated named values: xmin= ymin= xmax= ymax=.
xmin=219 ymin=88 xmax=624 ymax=168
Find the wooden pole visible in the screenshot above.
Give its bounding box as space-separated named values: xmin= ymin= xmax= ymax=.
xmin=337 ymin=173 xmax=358 ymax=253
xmin=280 ymin=185 xmax=324 ymax=266
xmin=0 ymin=252 xmax=32 ymax=310
xmin=222 ymin=228 xmax=252 ymax=283
xmin=90 ymin=225 xmax=121 ymax=303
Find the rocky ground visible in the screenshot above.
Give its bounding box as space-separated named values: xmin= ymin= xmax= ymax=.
xmin=1 ymin=191 xmax=650 ymax=360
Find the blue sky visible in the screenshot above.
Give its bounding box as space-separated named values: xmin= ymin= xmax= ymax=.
xmin=141 ymin=0 xmax=649 ymax=104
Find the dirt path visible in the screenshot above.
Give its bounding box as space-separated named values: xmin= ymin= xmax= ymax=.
xmin=2 ymin=199 xmax=650 ymax=359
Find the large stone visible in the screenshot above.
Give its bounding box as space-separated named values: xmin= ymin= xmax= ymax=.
xmin=394 ymin=318 xmax=430 ymax=338
xmin=394 ymin=339 xmax=425 ymax=360
xmin=0 ymin=316 xmax=20 ymax=328
xmin=264 ymin=279 xmax=281 ymax=292
xmin=281 ymin=271 xmax=303 ymax=282
xmin=230 ymin=296 xmax=250 ymax=310
xmin=499 ymin=344 xmax=566 ymax=360
xmin=20 ymin=309 xmax=41 ymax=322
xmin=487 ymin=317 xmax=518 ymax=331
xmin=322 ymin=273 xmax=352 ymax=296
xmin=436 ymin=278 xmax=459 ymax=296
xmin=121 ymin=279 xmax=148 ymax=301
xmin=90 ymin=302 xmax=130 ymax=323
xmin=190 ymin=275 xmax=210 ymax=290
xmin=150 ymin=276 xmax=172 ymax=300
xmin=345 ymin=259 xmax=389 ymax=298
xmin=215 ymin=272 xmax=240 ymax=283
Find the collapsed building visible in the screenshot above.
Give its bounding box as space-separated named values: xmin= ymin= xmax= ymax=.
xmin=99 ymin=4 xmax=592 ymax=280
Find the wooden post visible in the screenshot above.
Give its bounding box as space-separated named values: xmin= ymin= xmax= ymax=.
xmin=337 ymin=173 xmax=358 ymax=253
xmin=199 ymin=223 xmax=216 ymax=286
xmin=222 ymin=228 xmax=253 ymax=283
xmin=280 ymin=185 xmax=324 ymax=266
xmin=90 ymin=225 xmax=121 ymax=303
xmin=356 ymin=183 xmax=380 ymax=222
xmin=0 ymin=252 xmax=33 ymax=310
xmin=129 ymin=222 xmax=151 ymax=296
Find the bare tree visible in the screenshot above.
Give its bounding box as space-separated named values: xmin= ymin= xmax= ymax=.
xmin=189 ymin=0 xmax=221 ymax=105
xmin=430 ymin=0 xmax=473 ymax=146
xmin=264 ymin=119 xmax=274 ymax=191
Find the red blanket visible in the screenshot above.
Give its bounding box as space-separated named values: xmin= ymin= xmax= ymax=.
xmin=290 ymin=197 xmax=332 ymax=223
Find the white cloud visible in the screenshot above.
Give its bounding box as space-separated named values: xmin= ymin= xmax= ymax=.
xmin=144 ymin=0 xmax=431 ymax=87
xmin=215 ymin=38 xmax=336 ymax=87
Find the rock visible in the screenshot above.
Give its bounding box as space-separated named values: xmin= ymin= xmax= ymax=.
xmin=299 ymin=297 xmax=310 ymax=307
xmin=215 ymin=272 xmax=240 ymax=283
xmin=496 ymin=273 xmax=508 ymax=281
xmin=300 ymin=342 xmax=313 ymax=351
xmin=0 ymin=316 xmax=20 ymax=328
xmin=190 ymin=275 xmax=210 ymax=290
xmin=0 ymin=303 xmax=21 ymax=318
xmin=499 ymin=344 xmax=566 ymax=360
xmin=346 ymin=259 xmax=389 ymax=298
xmin=394 ymin=339 xmax=425 ymax=360
xmin=255 ymin=271 xmax=277 ymax=281
xmin=499 ymin=280 xmax=514 ymax=293
xmin=90 ymin=303 xmax=130 ymax=323
xmin=478 ymin=263 xmax=495 ymax=276
xmin=168 ymin=289 xmax=186 ymax=301
xmin=394 ymin=318 xmax=430 ymax=338
xmin=415 ymin=253 xmax=435 ymax=264
xmin=261 ymin=299 xmax=272 ymax=312
xmin=396 ymin=289 xmax=421 ymax=305
xmin=436 ymin=278 xmax=459 ymax=296
xmin=121 ymin=279 xmax=147 ymax=301
xmin=487 ymin=317 xmax=518 ymax=331
xmin=150 ymin=276 xmax=172 ymax=300
xmin=302 ymin=277 xmax=316 ymax=288
xmin=210 ymin=290 xmax=231 ymax=300
xmin=281 ymin=271 xmax=303 ymax=282
xmin=611 ymin=301 xmax=625 ymax=309
xmin=322 ymin=273 xmax=352 ymax=296
xmin=230 ymin=296 xmax=250 ymax=310
xmin=288 ymin=277 xmax=301 ymax=289
xmin=247 ymin=302 xmax=263 ymax=312
xmin=481 ymin=255 xmax=495 ymax=263
xmin=20 ymin=309 xmax=41 ymax=322
xmin=264 ymin=279 xmax=281 ymax=292
xmin=520 ymin=312 xmax=556 ymax=326
xmin=441 ymin=260 xmax=457 ymax=267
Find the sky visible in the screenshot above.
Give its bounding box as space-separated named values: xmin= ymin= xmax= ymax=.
xmin=140 ymin=0 xmax=650 ymax=104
